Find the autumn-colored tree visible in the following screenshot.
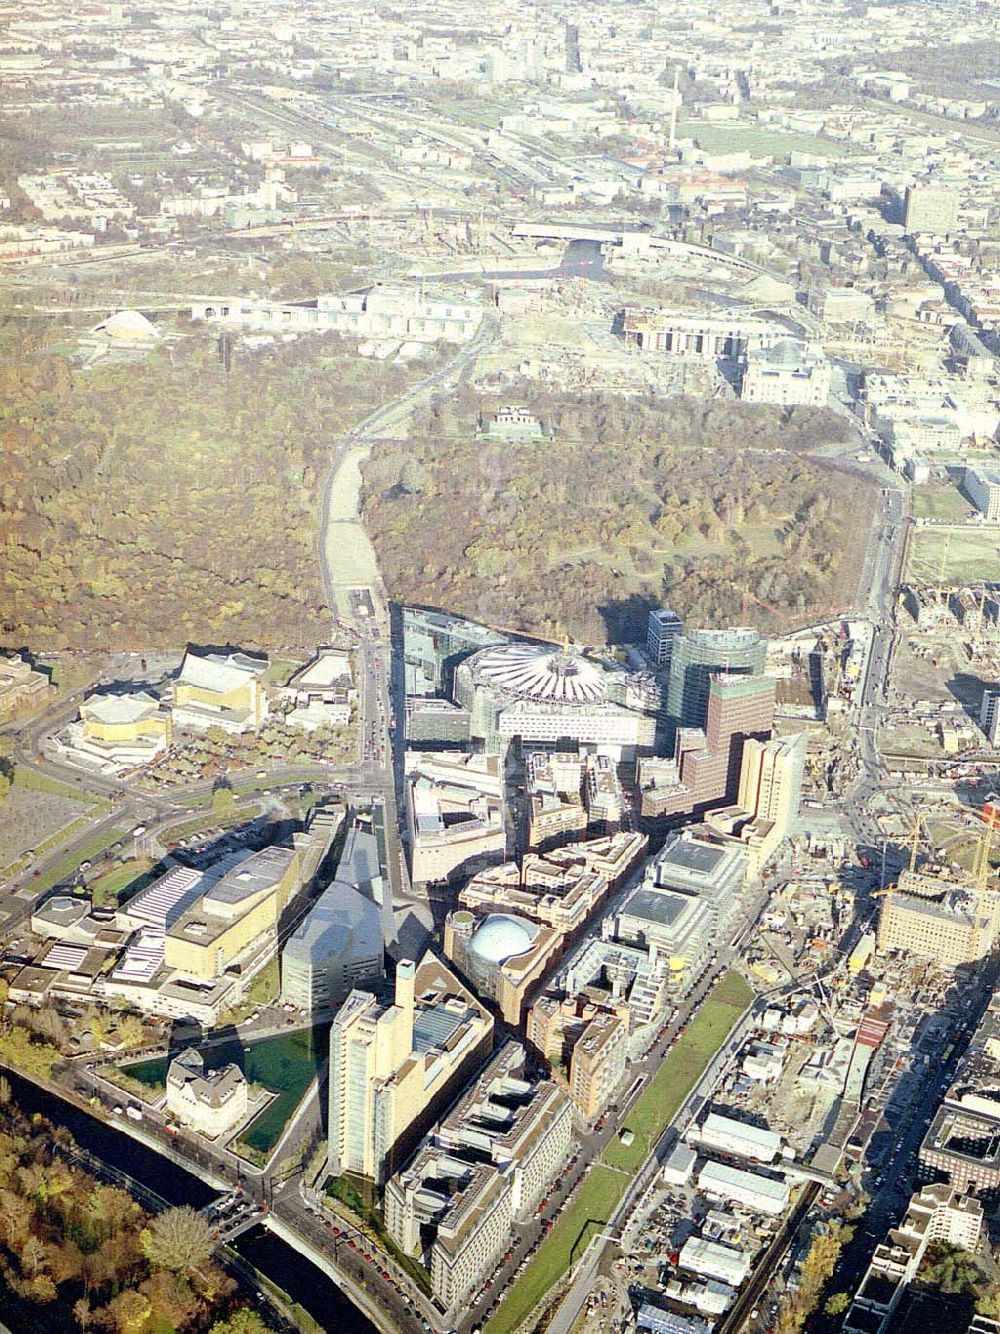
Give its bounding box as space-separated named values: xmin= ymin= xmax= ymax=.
xmin=209 ymin=1308 xmax=270 ymax=1334
xmin=103 ymin=1288 xmax=152 ymax=1334
xmin=141 ymin=1205 xmax=214 ymax=1274
xmin=117 ymin=1015 xmax=145 ymax=1050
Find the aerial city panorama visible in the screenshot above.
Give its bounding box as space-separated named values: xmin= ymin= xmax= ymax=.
xmin=0 ymin=1 xmax=999 ymax=1332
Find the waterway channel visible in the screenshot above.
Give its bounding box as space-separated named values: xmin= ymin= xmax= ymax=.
xmin=0 ymin=1069 xmax=376 ymax=1334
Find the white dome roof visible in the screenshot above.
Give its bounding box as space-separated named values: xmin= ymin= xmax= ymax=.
xmin=470 ymin=643 xmax=606 ymax=704
xmin=90 ymin=309 xmax=160 ymax=342
xmin=470 ymin=913 xmax=538 ymax=964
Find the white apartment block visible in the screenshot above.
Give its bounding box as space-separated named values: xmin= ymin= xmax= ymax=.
xmin=965 ymin=467 xmax=1000 ymax=522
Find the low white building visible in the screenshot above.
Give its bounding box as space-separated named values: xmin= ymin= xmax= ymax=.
xmin=697 ymin=1160 xmax=790 ymax=1217
xmin=281 ymin=647 xmax=355 ymax=731
xmin=191 ymin=285 xmax=482 ymax=345
xmin=692 ymin=1112 xmax=782 ymax=1164
xmin=678 ymin=1235 xmax=752 ymax=1286
xmin=165 ymin=1049 xmax=248 ymax=1138
xmin=965 ymin=466 xmax=1000 ymax=522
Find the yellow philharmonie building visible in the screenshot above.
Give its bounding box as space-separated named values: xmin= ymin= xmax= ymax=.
xmin=172 ymin=650 xmax=269 ymax=734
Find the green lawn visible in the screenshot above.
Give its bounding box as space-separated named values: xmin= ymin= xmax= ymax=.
xmin=13 ymin=766 xmax=106 ymax=808
xmin=262 ymin=659 xmax=301 ymax=687
xmin=483 ymin=1166 xmax=627 ymax=1334
xmin=88 ymin=858 xmax=154 ymax=907
xmin=678 ymin=120 xmax=851 ymax=159
xmin=912 ymin=483 xmax=972 ymax=523
xmin=603 ymin=970 xmax=754 ymax=1172
xmin=125 ymin=1025 xmax=327 ymax=1156
xmin=485 ymin=971 xmax=755 ymax=1334
xmin=246 ymin=957 xmax=280 ymax=1005
xmin=34 ymin=827 xmax=128 ymax=895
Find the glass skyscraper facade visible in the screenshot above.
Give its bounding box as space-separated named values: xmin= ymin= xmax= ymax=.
xmin=666 ymin=627 xmax=767 ymax=731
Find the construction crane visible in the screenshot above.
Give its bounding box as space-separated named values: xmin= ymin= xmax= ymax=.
xmin=973 ymin=799 xmax=1000 ymax=891
xmin=937 ymin=529 xmax=952 ymax=588
xmin=970 ymin=799 xmax=1000 ymax=959
xmin=975 ymin=587 xmax=989 ymax=639
xmin=871 ymin=812 xmax=922 ymax=901
xmin=908 ymin=811 xmax=923 ymax=874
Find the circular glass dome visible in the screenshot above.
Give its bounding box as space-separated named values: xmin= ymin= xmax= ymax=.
xmin=469 ymin=643 xmax=606 ymax=704
xmin=470 ymin=913 xmax=538 ymax=964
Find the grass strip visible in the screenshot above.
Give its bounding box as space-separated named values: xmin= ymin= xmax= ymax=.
xmin=485 ymin=970 xmax=754 ymax=1334
xmin=602 ymin=969 xmax=754 ymax=1172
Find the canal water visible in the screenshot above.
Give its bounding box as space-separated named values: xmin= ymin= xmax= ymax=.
xmin=1 ymin=1070 xmax=376 ymax=1334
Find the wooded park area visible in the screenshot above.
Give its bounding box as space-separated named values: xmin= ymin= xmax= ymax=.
xmin=362 ymin=387 xmax=872 ymax=643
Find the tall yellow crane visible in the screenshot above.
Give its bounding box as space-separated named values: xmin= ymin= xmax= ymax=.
xmin=937 ymin=529 xmax=952 ymax=588
xmin=908 ymin=812 xmax=923 ymax=874
xmin=973 ymin=801 xmax=999 ymax=891
xmin=971 ymin=800 xmax=1000 ymax=959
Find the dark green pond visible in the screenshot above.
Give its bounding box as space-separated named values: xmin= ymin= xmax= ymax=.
xmin=123 ymin=1025 xmax=328 ymax=1153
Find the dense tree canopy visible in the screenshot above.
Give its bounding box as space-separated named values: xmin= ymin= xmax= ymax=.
xmin=362 ymin=388 xmax=869 ymax=642
xmin=0 ymin=328 xmax=419 ymax=651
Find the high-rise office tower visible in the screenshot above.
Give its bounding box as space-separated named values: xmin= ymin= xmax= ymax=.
xmin=328 ymin=956 xmax=493 ymax=1184
xmin=646 ymin=607 xmax=683 ymax=667
xmin=738 ymin=733 xmax=806 ymax=841
xmin=666 ymin=627 xmax=767 ymax=732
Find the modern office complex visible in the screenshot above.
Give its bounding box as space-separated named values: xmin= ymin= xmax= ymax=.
xmin=281 ymin=880 xmax=383 ymax=1012
xmin=640 ymin=673 xmax=776 ymax=822
xmin=458 ymin=832 xmax=647 ymax=935
xmin=165 ymin=845 xmax=301 ymax=982
xmin=981 ymin=689 xmax=1000 ymax=746
xmin=454 ymin=642 xmax=656 ymax=757
xmin=282 ymin=817 xmax=386 ymax=1011
xmin=964 ymin=466 xmax=1000 ymax=522
xmin=845 ymin=1185 xmax=983 ymax=1333
xmin=918 ymin=1001 xmax=1000 ymax=1198
xmin=566 ymin=1006 xmax=627 ymax=1120
xmin=622 ymin=308 xmax=790 ymax=360
xmin=556 ymin=935 xmax=673 ymax=1037
xmin=405 ymin=752 xmax=506 ymax=883
xmin=328 ymin=956 xmax=494 ymax=1185
xmin=444 ymin=909 xmax=561 ymax=1026
xmin=876 ymin=869 xmax=998 ymax=967
xmin=706 ymin=732 xmax=806 ymax=876
xmin=608 ymin=885 xmax=716 ymax=988
xmin=405 ymin=698 xmax=472 ymax=748
xmin=384 ymin=1043 xmax=571 ymax=1315
xmin=641 ymin=828 xmax=749 ymax=934
xmin=402 ymin=606 xmax=508 ymax=698
xmin=666 ymin=628 xmax=768 ymax=732
xmin=647 ymin=608 xmax=684 ymax=667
